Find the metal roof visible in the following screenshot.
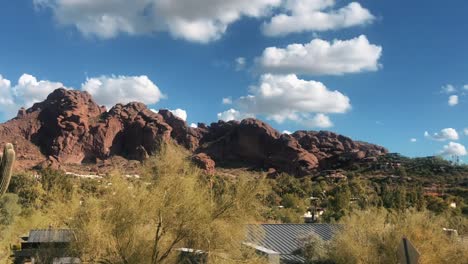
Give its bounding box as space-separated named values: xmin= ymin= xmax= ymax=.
xmin=25 ymin=229 xmax=74 ymax=243
xmin=245 ymin=224 xmax=341 ymax=264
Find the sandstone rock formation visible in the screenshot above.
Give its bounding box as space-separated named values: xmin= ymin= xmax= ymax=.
xmin=191 ymin=153 xmax=216 ymax=175
xmin=292 ymin=131 xmax=387 ymax=170
xmin=196 ymin=119 xmax=320 ymax=176
xmin=0 ymin=88 xmax=388 ymax=176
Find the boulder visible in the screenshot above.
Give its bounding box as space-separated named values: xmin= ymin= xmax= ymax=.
xmin=191 ymin=153 xmax=216 ymax=175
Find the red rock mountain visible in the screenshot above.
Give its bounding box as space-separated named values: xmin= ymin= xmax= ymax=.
xmin=0 ymin=88 xmax=387 ymax=176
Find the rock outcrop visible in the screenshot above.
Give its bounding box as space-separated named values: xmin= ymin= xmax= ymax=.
xmin=196 ymin=119 xmax=319 ymax=176
xmin=191 ymin=153 xmax=216 ymax=175
xmin=291 ymin=131 xmax=387 ymax=169
xmin=0 ymin=88 xmax=388 ymax=176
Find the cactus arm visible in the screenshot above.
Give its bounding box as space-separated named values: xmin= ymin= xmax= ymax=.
xmin=0 ymin=143 xmax=15 ymax=196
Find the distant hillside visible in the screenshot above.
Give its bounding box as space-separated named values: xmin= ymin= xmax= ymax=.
xmin=0 ymin=88 xmax=388 ymax=176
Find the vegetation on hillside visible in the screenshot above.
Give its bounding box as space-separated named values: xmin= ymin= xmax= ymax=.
xmin=0 ymin=145 xmax=467 ymax=263
xmin=0 ymin=145 xmax=269 ymax=263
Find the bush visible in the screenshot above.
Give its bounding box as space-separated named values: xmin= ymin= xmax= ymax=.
xmin=0 ymin=194 xmax=22 ymax=226
xmin=39 ymin=168 xmax=74 ymax=200
xmin=426 ymin=196 xmax=447 ymax=214
xmin=299 ymin=234 xmax=333 ymax=264
xmin=272 ymin=208 xmax=303 ymax=223
xmin=282 ymin=193 xmax=302 ymax=209
xmin=8 ymin=173 xmax=45 ymax=209
xmin=325 ymin=209 xmax=468 ymax=264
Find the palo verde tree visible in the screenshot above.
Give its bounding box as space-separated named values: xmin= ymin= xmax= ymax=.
xmin=71 ymin=143 xmax=267 ymax=264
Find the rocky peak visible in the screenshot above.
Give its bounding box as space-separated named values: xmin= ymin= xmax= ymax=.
xmin=0 ymin=89 xmax=388 ymax=176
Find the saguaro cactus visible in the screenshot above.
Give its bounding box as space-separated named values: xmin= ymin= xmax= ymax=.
xmin=0 ymin=143 xmax=15 ymax=196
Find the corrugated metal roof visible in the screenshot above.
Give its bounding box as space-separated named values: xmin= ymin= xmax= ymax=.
xmin=26 ymin=229 xmax=74 ymax=243
xmin=245 ymin=224 xmax=341 ymax=264
xmin=280 ymin=254 xmax=307 ymax=264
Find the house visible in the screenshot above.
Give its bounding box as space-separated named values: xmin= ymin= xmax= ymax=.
xmin=12 ymin=229 xmax=80 ymax=264
xmin=244 ymin=224 xmax=341 ymax=264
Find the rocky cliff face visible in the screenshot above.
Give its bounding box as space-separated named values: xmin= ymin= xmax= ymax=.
xmin=292 ymin=131 xmax=387 ymax=169
xmin=0 ymin=88 xmax=388 ymax=176
xmin=195 ymin=119 xmax=319 ymax=176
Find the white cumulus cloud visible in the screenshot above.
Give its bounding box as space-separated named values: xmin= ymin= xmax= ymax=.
xmin=424 ymin=128 xmax=459 ymax=141
xmin=190 ymin=123 xmax=198 ymax=128
xmin=235 ymin=57 xmax=246 ymax=71
xmin=410 ymin=138 xmax=417 ymax=143
xmin=169 ymin=108 xmax=187 ymax=121
xmin=0 ymin=76 xmax=16 ymax=118
xmin=440 ymin=142 xmax=467 ymax=156
xmin=464 ymin=128 xmax=468 ymax=136
xmin=35 ymin=0 xmax=281 ymax=43
xmin=81 ymin=75 xmax=164 ymax=108
xmin=0 ymin=73 xmax=65 ymax=119
xmin=303 ymin=113 xmax=333 ymax=128
xmin=217 ymin=108 xmax=253 ymax=122
xmin=258 ymin=35 xmax=382 ymax=75
xmin=262 ymin=0 xmax=375 ymax=36
xmin=235 ymin=74 xmax=350 ymax=124
xmin=441 ymin=84 xmax=456 ymax=94
xmin=0 ymin=73 xmax=166 ymax=121
xmin=448 ymin=95 xmax=458 ymax=106
xmin=14 ymin=74 xmax=65 ymax=107
xmin=282 ymin=130 xmax=292 ymax=134
xmin=222 ymin=97 xmax=233 ymax=105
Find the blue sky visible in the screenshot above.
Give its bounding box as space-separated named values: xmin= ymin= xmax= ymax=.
xmin=1 ymin=0 xmax=468 ymax=159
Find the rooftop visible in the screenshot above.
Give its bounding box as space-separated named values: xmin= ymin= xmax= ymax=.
xmin=23 ymin=229 xmax=74 ymax=244
xmin=245 ymin=224 xmax=341 ymax=264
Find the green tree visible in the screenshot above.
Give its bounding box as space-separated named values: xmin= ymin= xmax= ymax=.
xmin=394 ymin=186 xmax=407 ymax=211
xmin=426 ymin=196 xmax=447 ymax=214
xmin=324 ymin=184 xmax=351 ymax=221
xmin=395 ymin=167 xmax=407 ymax=177
xmin=282 ymin=193 xmax=302 ymax=209
xmin=407 ymin=186 xmax=425 ymax=211
xmin=273 ymin=174 xmax=306 ymax=197
xmin=381 ymin=183 xmax=395 ymax=208
xmin=8 ymin=173 xmax=45 ymax=209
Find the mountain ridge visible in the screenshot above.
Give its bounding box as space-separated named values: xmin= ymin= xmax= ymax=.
xmin=0 ymin=88 xmax=387 ymax=176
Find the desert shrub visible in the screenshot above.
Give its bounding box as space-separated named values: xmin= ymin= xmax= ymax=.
xmin=426 ymin=196 xmax=447 ymax=214
xmin=272 ymin=173 xmax=307 ymax=197
xmin=272 ymin=207 xmax=303 ymax=223
xmin=0 ymin=194 xmax=22 ymax=226
xmin=39 ymin=168 xmax=74 ymax=200
xmin=325 ymin=209 xmax=468 ymax=264
xmin=8 ymin=173 xmax=45 ymax=209
xmin=282 ymin=193 xmax=302 ymax=209
xmin=298 ymin=234 xmax=333 ymax=264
